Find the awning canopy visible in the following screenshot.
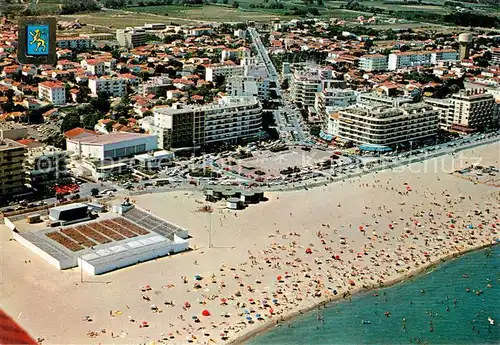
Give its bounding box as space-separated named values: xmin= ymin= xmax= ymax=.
xmin=319 ymin=130 xmax=334 ymax=141
xmin=359 ymin=144 xmax=392 ymax=152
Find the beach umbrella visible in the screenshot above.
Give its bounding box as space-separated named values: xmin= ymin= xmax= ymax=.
xmin=248 ymin=298 xmax=255 ymax=303
xmin=272 ymin=299 xmax=278 ymax=304
xmin=277 ymin=275 xmax=282 ymax=281
xmin=335 ymin=255 xmax=340 ymax=260
xmin=246 ymin=316 xmax=252 ymax=321
xmin=388 ymin=223 xmax=393 ymax=229
xmin=467 ymin=224 xmax=474 ymax=229
xmin=406 ymin=186 xmax=411 ymax=191
xmin=449 ymin=224 xmax=455 ymax=229
xmin=195 ymin=275 xmax=202 ymax=280
xmin=255 ymin=314 xmax=262 ymax=319
xmin=244 ymin=309 xmax=250 ymax=314
xmin=202 ymin=310 xmax=211 ymax=317
xmin=220 ymin=298 xmax=227 ymax=305
xmin=359 ymin=225 xmax=364 ymax=231
xmin=305 ymin=248 xmax=312 ymax=254
xmin=184 ymin=301 xmax=191 ymax=308
xmin=192 ymin=316 xmax=198 ymax=320
xmin=269 ymin=308 xmax=274 ymax=314
xmin=348 ymin=279 xmax=355 ymax=286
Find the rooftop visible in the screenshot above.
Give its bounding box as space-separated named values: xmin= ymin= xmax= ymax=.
xmin=68 ymin=132 xmax=156 ymax=145
xmin=0 ymin=138 xmax=25 ymax=151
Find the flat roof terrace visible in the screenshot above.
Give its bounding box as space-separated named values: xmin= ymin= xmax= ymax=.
xmin=9 ymin=208 xmax=190 ymax=274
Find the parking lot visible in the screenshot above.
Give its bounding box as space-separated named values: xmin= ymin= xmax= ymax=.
xmin=220 ymin=147 xmax=342 ymax=176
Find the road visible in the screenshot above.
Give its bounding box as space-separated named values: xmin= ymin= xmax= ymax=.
xmin=247 ymin=27 xmax=309 ymax=143
xmin=0 ymin=180 xmax=117 ymax=212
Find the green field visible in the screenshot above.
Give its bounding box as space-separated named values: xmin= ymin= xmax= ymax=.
xmin=27 ymin=0 xmax=500 ymax=27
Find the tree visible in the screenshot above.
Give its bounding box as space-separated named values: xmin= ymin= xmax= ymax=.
xmin=76 ymin=85 xmax=91 ymax=103
xmin=82 ymin=113 xmax=102 ymax=130
xmin=60 ymin=113 xmax=81 ymax=133
xmin=91 ymin=188 xmax=99 ymax=197
xmin=232 ymin=0 xmax=239 ymax=7
xmin=105 ymin=122 xmax=114 ymax=132
xmin=90 ymin=93 xmax=111 ymax=113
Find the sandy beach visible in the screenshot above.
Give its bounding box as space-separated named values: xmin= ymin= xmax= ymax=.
xmin=0 ymin=142 xmax=498 ymax=345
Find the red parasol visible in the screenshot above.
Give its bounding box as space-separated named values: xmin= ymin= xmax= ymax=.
xmin=201 ymin=310 xmax=211 ymax=316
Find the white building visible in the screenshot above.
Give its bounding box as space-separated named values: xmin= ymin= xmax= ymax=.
xmin=492 ymin=48 xmax=500 ymax=65
xmin=135 ymin=150 xmax=175 ymax=169
xmin=88 ymin=77 xmax=126 ymax=97
xmin=358 ymin=93 xmax=413 ymax=107
xmin=81 ymin=59 xmax=105 ymax=76
xmin=358 ymin=54 xmax=388 ymax=72
xmin=116 ymin=28 xmax=147 ymax=48
xmin=205 ymin=63 xmax=245 ymax=82
xmin=188 ymin=27 xmax=214 ymax=36
xmin=425 ymin=89 xmax=497 ymax=132
xmin=388 ymin=51 xmax=432 ymax=71
xmin=337 ymin=102 xmax=439 ymax=147
xmin=450 ymin=89 xmax=497 ymax=131
xmin=430 ymin=49 xmax=459 ymax=64
xmin=424 ymin=98 xmax=454 ymax=131
xmin=315 ymin=88 xmax=357 ymax=128
xmin=56 ymin=36 xmax=92 ymax=49
xmin=290 ymin=67 xmax=337 ymax=107
xmin=66 ymin=132 xmax=157 ymax=161
xmin=226 ymin=75 xmax=271 ymax=101
xmin=38 ymin=81 xmax=66 ymax=105
xmin=151 ymin=96 xmax=262 ymax=149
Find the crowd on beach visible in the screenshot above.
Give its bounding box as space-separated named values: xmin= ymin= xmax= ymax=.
xmin=78 ymin=168 xmax=499 ymax=345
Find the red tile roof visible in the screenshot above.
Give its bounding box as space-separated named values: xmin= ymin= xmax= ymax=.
xmin=64 ymin=127 xmax=95 ymax=139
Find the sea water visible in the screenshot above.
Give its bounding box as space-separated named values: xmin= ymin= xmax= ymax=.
xmin=249 ymin=246 xmax=499 ymax=345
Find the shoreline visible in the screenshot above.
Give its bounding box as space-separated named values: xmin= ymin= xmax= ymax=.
xmin=229 ymin=241 xmax=497 ymax=345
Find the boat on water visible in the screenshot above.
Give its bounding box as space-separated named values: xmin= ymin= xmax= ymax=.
xmin=361 ymin=320 xmax=371 ymax=324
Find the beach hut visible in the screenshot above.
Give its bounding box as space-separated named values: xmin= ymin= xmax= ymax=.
xmin=226 ymin=197 xmax=241 ymax=210
xmin=253 ymin=189 xmax=265 ymax=202
xmin=240 ymin=191 xmax=258 ymax=204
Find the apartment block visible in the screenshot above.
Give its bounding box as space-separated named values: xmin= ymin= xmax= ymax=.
xmin=81 ymin=59 xmax=105 ymax=76
xmin=0 ymin=139 xmax=27 ymax=202
xmin=226 ymin=75 xmax=271 ymax=101
xmin=430 ymin=49 xmax=459 ymax=64
xmin=315 ymin=88 xmax=357 ymax=128
xmin=38 ymin=81 xmax=66 ymax=105
xmin=88 ymin=77 xmax=126 ymax=97
xmin=358 ymin=54 xmax=388 ymax=72
xmin=388 ymin=51 xmax=432 ymax=70
xmin=337 ymin=103 xmax=438 ymax=147
xmin=56 ymin=36 xmax=92 ymax=49
xmin=450 ymin=89 xmax=497 ymax=131
xmin=290 ymin=67 xmax=337 ymax=107
xmin=25 ymin=145 xmax=70 ymax=194
xmin=205 ymin=63 xmax=245 ymax=82
xmin=424 ymin=98 xmax=455 ymax=130
xmin=116 ymin=28 xmax=147 ymax=48
xmin=152 ymin=96 xmax=262 ymax=149
xmin=492 ymin=48 xmax=500 ymax=65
